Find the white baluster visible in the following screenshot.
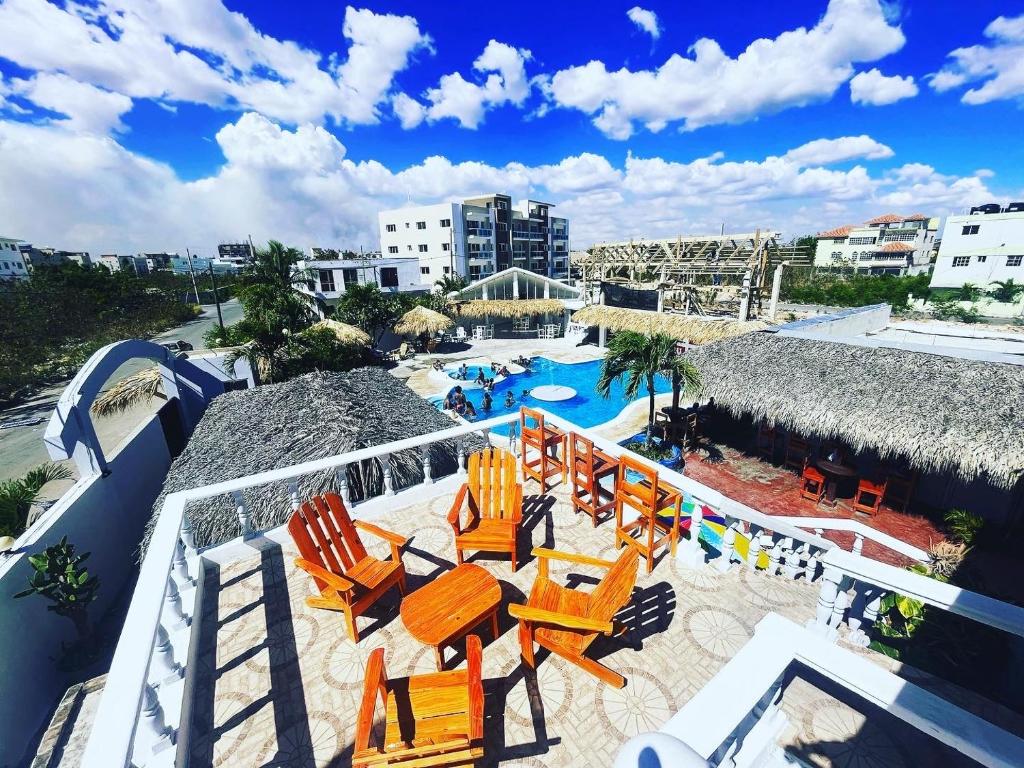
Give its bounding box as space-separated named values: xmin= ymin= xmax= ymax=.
xmin=746 ymin=525 xmax=763 ymax=570
xmin=457 ymin=439 xmax=467 ymax=475
xmin=848 ymin=585 xmax=883 ymax=647
xmin=676 ymin=501 xmax=704 ymax=570
xmin=714 ymin=523 xmax=737 ymax=573
xmin=151 ymin=622 xmax=183 ymax=682
xmin=180 ymin=514 xmax=196 ymax=553
xmin=783 ymin=538 xmax=801 ymax=580
xmin=481 ymin=427 xmax=491 ymax=446
xmin=830 ymin=589 xmax=849 ymax=633
xmin=852 ymin=532 xmax=864 ymax=557
xmin=164 ymin=576 xmax=189 ymax=630
xmin=807 ymin=566 xmax=842 ymax=640
xmin=767 ymin=537 xmax=783 ymax=576
xmin=380 ymin=453 xmax=395 ymax=496
xmin=420 ymin=446 xmax=433 ymax=485
xmin=172 ymin=539 xmax=193 ymax=587
xmin=140 ymin=682 xmax=174 ymax=751
xmin=335 ymin=465 xmax=351 ymax=505
xmin=288 ymin=481 xmax=301 ymax=511
xmin=230 ymin=490 xmax=252 ymax=535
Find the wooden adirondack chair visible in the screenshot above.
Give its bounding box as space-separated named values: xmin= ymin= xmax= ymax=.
xmin=508 ymin=547 xmax=640 ymax=688
xmin=288 ymin=493 xmax=408 ymax=643
xmin=353 ymin=635 xmax=485 ymax=767
xmin=448 ymin=448 xmax=523 ymax=570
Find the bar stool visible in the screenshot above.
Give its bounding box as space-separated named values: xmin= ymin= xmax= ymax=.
xmin=520 ymin=407 xmax=567 ymax=492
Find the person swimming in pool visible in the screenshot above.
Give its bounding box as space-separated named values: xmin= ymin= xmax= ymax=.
xmin=464 ymin=400 xmax=477 ymax=418
xmin=504 ymin=390 xmax=516 ymax=408
xmin=482 ymin=390 xmax=493 ymax=411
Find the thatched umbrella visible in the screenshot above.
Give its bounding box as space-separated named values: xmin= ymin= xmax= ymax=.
xmin=309 ymin=319 xmax=371 ymax=346
xmin=687 ymin=333 xmax=1024 ymax=490
xmin=394 ymin=306 xmax=454 ymax=336
xmin=572 ymin=305 xmax=765 ymax=344
xmin=142 ymin=368 xmax=485 ymax=553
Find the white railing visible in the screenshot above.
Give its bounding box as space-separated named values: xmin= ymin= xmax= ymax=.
xmin=771 ymin=515 xmax=930 ymax=563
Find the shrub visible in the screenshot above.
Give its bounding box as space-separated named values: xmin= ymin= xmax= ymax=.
xmin=943 ymin=508 xmax=984 ymax=547
xmin=928 ymin=540 xmax=968 ymax=579
xmin=14 ymin=537 xmax=100 ymax=648
xmin=930 ymin=298 xmax=981 ymax=324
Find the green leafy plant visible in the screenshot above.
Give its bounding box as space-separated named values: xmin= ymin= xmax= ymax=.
xmin=987 ymin=279 xmax=1024 ymax=303
xmin=943 ymin=508 xmax=984 ymax=547
xmin=15 ymin=536 xmax=100 ymax=644
xmin=623 ymin=440 xmax=673 ymax=462
xmin=957 ymin=282 xmax=982 ymax=301
xmin=0 ymin=462 xmax=72 ymax=537
xmin=930 ymin=297 xmax=981 ymax=324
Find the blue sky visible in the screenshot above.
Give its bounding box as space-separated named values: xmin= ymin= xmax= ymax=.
xmin=0 ymin=0 xmax=1022 ymax=255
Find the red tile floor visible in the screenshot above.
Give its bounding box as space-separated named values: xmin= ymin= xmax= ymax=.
xmin=681 ymin=443 xmax=945 ymax=567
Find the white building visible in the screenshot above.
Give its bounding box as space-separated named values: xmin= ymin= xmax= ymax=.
xmin=929 ymin=203 xmax=1024 ymax=289
xmin=378 ymin=194 xmax=569 ymax=287
xmin=815 ymin=213 xmax=938 ymax=275
xmin=0 ymin=235 xmax=29 ymax=280
xmin=297 ymin=255 xmax=422 ymax=310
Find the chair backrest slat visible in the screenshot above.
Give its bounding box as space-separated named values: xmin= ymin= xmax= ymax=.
xmin=288 ymin=493 xmax=368 ymax=585
xmin=616 ymin=454 xmax=658 ymax=516
xmin=589 ymin=548 xmax=640 ymax=623
xmin=325 ymin=493 xmax=368 ymax=563
xmin=466 ymin=448 xmax=519 ymax=520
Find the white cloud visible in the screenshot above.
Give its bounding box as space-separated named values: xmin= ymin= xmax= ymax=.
xmin=7 ymin=73 xmax=133 ymax=134
xmin=542 ymin=0 xmax=906 ymax=138
xmin=849 ymin=68 xmax=918 ymax=105
xmin=0 ymin=1 xmax=431 ymax=128
xmin=930 ymin=13 xmax=1024 ymax=104
xmin=403 ymin=40 xmax=533 ymax=129
xmin=783 ymin=135 xmax=894 ymax=165
xmin=627 ymin=7 xmax=661 ymax=40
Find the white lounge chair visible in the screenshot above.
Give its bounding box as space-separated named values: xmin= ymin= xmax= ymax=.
xmin=455 ymin=326 xmax=468 ymax=341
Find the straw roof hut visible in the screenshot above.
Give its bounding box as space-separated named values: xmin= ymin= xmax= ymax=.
xmin=143 ymin=368 xmax=484 ymax=552
xmin=457 ymin=298 xmax=564 ymax=318
xmin=394 ymin=305 xmax=454 ymax=336
xmin=309 ymin=319 xmax=371 ymax=346
xmin=687 ymin=333 xmax=1024 ymax=489
xmin=572 ymin=305 xmax=766 ymax=344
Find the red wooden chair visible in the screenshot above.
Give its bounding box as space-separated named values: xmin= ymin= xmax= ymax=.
xmin=520 ymin=407 xmax=567 ymax=492
xmin=568 ymin=433 xmax=618 ymax=527
xmin=883 ymin=469 xmax=917 ymax=513
xmin=756 ymin=423 xmax=776 ymax=463
xmin=853 ymin=477 xmax=888 ymax=516
xmin=800 ymin=460 xmax=826 ymax=503
xmin=784 ymin=435 xmax=810 ymax=473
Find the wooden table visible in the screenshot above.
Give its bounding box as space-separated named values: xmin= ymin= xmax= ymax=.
xmin=400 ymin=563 xmax=502 ymax=670
xmin=815 ymin=459 xmax=858 ymax=505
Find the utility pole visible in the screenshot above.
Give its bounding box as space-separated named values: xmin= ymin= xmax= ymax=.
xmin=208 ymin=264 xmax=224 ymax=329
xmin=247 ymin=233 xmax=256 ymax=262
xmin=185 ymin=248 xmax=201 ymax=305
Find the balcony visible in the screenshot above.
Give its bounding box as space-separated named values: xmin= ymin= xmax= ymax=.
xmin=78 ymin=411 xmax=1024 ymax=768
xmin=466 ymin=228 xmax=493 ymax=238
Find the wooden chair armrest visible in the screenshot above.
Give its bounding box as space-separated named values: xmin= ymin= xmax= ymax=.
xmin=466 ymin=635 xmax=484 ymax=741
xmin=295 ymin=558 xmax=354 ymax=593
xmin=354 ymin=520 xmax=408 ymax=547
xmin=354 ymin=647 xmax=385 ymax=756
xmin=530 ymin=547 xmax=618 ymax=569
xmin=507 ymin=603 xmax=614 ymax=634
xmin=446 ymin=483 xmax=470 ymax=534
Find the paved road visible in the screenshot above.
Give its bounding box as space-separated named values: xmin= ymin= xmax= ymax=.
xmin=0 ymin=300 xmax=243 ymax=486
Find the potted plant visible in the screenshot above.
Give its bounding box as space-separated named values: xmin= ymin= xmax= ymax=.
xmin=15 ymin=536 xmax=100 ymax=665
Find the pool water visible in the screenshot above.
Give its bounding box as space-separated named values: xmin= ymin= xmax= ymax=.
xmin=437 ymin=357 xmax=673 ymax=434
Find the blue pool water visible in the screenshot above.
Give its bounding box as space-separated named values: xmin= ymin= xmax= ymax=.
xmin=436 ymin=357 xmax=673 ymax=434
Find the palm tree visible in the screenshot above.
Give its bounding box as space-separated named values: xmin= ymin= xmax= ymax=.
xmin=434 ymin=274 xmax=468 ymax=294
xmin=988 ymin=279 xmax=1024 ymax=303
xmin=0 ymin=462 xmax=72 ymax=538
xmin=596 ymin=332 xmax=701 ymax=445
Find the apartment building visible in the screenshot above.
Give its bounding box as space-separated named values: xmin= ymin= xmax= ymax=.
xmin=0 ymin=235 xmax=29 ymax=280
xmin=17 ymin=245 xmax=91 ymax=270
xmin=296 ymin=254 xmax=422 ymax=311
xmin=815 ymin=213 xmax=938 ymax=274
xmin=378 ymin=194 xmax=569 ymax=286
xmin=929 ymin=202 xmax=1024 ymax=289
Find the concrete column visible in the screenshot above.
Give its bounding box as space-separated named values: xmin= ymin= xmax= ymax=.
xmin=657 ymin=288 xmax=664 ymax=313
xmin=768 ymin=263 xmax=784 ymax=321
xmin=738 ymin=269 xmax=752 ymax=322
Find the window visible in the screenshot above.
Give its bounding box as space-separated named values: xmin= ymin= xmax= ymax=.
xmin=416 ymin=221 xmax=426 ymax=230
xmin=417 ymin=244 xmax=428 ymax=252
xmin=962 ymin=224 xmax=980 ymax=235
xmin=405 ymin=222 xmax=410 ymax=228
xmin=442 ymin=243 xmax=450 ymax=251
xmin=407 ymin=245 xmax=412 ymax=251
xmin=318 ymin=269 xmax=336 ymax=292
xmin=388 ymin=246 xmax=399 ymax=254
xmin=380 ymin=267 xmax=399 ymax=287
xmin=443 ymin=266 xmax=451 ymax=274
xmin=1008 ymin=255 xmax=1023 ymax=267
xmin=420 ymin=266 xmax=430 ymax=275
xmin=439 ymin=218 xmax=451 ymax=227
xmin=385 ymin=223 xmax=396 ymax=232
xmin=497 ymin=201 xmax=507 ymax=209
xmin=977 ymin=255 xmax=987 ymax=263
xmin=952 ymin=256 xmax=970 ymax=267
xmin=342 ymin=268 xmax=358 ymax=286
xmin=849 ymin=236 xmax=876 ymax=245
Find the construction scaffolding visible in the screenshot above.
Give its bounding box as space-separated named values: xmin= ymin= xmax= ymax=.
xmin=572 ymin=230 xmax=813 ymax=316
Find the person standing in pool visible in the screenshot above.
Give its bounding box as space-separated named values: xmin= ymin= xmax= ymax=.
xmin=475 ymin=367 xmax=486 ymax=385
xmin=504 ymin=390 xmax=516 ymax=408
xmin=482 ymin=390 xmax=493 ymax=411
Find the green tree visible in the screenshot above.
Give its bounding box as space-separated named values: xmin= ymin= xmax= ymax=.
xmin=0 ymin=463 xmax=72 ymax=538
xmin=957 ymin=282 xmax=982 ymax=301
xmin=987 ymin=279 xmax=1024 ymax=303
xmin=434 ymin=274 xmax=469 ymax=294
xmin=596 ymin=332 xmax=701 ymax=445
xmin=334 ymin=283 xmax=403 ymax=343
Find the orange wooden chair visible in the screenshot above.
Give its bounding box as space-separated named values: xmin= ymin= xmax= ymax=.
xmin=853 ymin=476 xmax=888 ymax=516
xmin=288 ymin=493 xmax=407 ymax=643
xmin=614 ymin=454 xmax=682 ymax=574
xmin=568 ymin=433 xmax=618 ymax=527
xmin=448 ymin=448 xmax=523 ymax=570
xmin=756 ymin=422 xmax=776 ymax=463
xmin=353 ymin=635 xmax=484 ymax=767
xmin=800 ymin=460 xmax=826 ymax=503
xmin=520 ymin=407 xmax=567 ymax=492
xmin=883 ymin=469 xmax=917 ymax=513
xmin=508 ymin=547 xmax=640 ymax=688
xmin=784 ymin=435 xmax=810 ymax=472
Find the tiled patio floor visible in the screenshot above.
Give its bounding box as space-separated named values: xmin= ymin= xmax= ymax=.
xmin=188 ymin=480 xmax=974 ymax=767
xmin=682 ymin=443 xmax=945 ymax=567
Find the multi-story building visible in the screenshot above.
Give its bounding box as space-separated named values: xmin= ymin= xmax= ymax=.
xmin=217 ymin=242 xmax=253 ymax=265
xmin=170 ymin=256 xmax=238 ymax=276
xmin=17 ymin=245 xmax=91 ymax=270
xmin=929 ymin=202 xmax=1024 ymax=290
xmin=297 ymin=254 xmax=422 ymax=311
xmin=815 ymin=213 xmax=938 ymax=275
xmin=0 ymin=235 xmax=29 ymax=280
xmin=378 ymin=195 xmax=569 ymax=286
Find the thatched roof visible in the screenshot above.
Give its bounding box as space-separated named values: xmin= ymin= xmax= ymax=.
xmin=457 ymin=298 xmax=564 ymax=318
xmin=309 ymin=319 xmax=371 ymax=346
xmin=144 ymin=368 xmax=484 ymax=553
xmin=687 ymin=333 xmax=1024 ymax=489
xmin=572 ymin=305 xmax=766 ymax=344
xmin=394 ymin=305 xmax=454 ymax=336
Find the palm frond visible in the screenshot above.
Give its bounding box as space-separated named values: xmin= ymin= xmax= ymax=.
xmin=91 ymin=367 xmax=165 ymax=418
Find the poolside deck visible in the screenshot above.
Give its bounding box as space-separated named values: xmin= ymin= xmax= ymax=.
xmin=187 ymin=479 xmax=978 ymax=767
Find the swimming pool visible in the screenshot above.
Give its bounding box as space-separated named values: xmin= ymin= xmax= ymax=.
xmin=435 ymin=357 xmax=673 ymax=434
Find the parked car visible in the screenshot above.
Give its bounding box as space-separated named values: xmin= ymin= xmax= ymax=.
xmin=159 ymin=340 xmax=194 ymax=352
